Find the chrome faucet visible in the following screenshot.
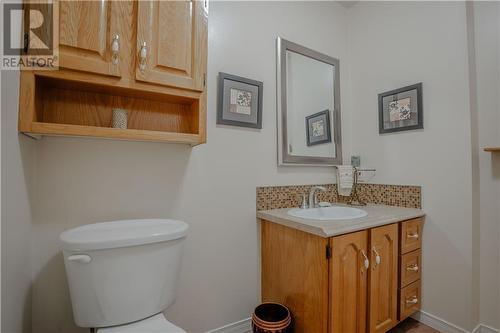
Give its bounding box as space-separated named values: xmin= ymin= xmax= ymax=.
xmin=308 ymin=186 xmax=327 ymax=208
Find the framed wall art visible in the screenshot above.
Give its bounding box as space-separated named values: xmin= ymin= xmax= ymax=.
xmin=305 ymin=109 xmax=332 ymax=146
xmin=217 ymin=72 xmax=263 ymax=129
xmin=378 ymin=83 xmax=423 ymax=134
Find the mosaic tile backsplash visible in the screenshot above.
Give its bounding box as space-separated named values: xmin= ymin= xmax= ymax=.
xmin=256 ymin=183 xmax=421 ymax=211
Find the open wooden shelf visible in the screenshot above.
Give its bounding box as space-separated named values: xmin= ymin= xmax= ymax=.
xmin=30 ymin=122 xmax=201 ymax=144
xmin=19 ymin=73 xmax=206 ymax=145
xmin=484 ymin=147 xmax=500 ymax=152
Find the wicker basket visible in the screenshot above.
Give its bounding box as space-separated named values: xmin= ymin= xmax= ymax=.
xmin=252 ymin=303 xmax=291 ymax=333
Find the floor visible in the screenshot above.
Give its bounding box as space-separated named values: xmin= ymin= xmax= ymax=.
xmin=388 ymin=318 xmax=441 ymax=333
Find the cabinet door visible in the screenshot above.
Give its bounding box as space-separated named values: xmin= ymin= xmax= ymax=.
xmin=136 ymin=0 xmax=208 ymax=91
xmin=330 ymin=231 xmax=368 ymax=333
xmin=59 ymin=0 xmax=121 ymax=77
xmin=368 ymin=224 xmax=399 ymax=333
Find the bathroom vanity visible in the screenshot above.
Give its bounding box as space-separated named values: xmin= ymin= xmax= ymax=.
xmin=258 ymin=205 xmax=424 ymax=333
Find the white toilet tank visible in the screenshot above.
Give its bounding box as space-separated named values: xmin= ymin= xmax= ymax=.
xmin=60 ymin=219 xmax=188 ymax=328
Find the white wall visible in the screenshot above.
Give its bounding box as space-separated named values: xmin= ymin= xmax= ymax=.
xmin=28 ymin=2 xmax=350 ymax=332
xmin=1 ymin=70 xmax=35 ymax=333
xmin=348 ymin=2 xmax=476 ymax=331
xmin=472 ymin=1 xmax=500 ymax=330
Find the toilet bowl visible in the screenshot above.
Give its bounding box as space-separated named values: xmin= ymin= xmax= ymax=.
xmin=97 ymin=313 xmax=185 ymax=333
xmin=60 ymin=219 xmax=188 ymax=332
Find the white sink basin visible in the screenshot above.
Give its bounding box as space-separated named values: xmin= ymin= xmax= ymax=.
xmin=288 ymin=206 xmax=368 ymax=221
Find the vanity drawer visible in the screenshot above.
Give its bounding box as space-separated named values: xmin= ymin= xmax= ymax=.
xmin=400 ymin=218 xmax=422 ymax=254
xmin=399 ymin=280 xmax=421 ymax=320
xmin=400 ymin=250 xmax=421 ymax=288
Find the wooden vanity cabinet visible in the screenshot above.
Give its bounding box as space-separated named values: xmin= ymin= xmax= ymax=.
xmin=261 ymin=218 xmax=423 ymax=333
xmin=19 ymin=0 xmax=208 ymax=145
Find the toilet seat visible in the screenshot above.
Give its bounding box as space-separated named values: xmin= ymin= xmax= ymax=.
xmin=97 ymin=314 xmax=186 ymax=333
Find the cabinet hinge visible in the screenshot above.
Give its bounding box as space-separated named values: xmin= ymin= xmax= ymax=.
xmin=203 ymin=73 xmax=206 ymax=87
xmin=23 ymin=32 xmax=29 ymax=54
xmin=326 ymin=244 xmax=332 ymax=260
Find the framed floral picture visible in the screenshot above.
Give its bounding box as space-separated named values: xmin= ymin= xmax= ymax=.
xmin=378 ymin=83 xmax=423 ymax=134
xmin=305 ymin=110 xmax=332 ymax=146
xmin=217 ymin=72 xmax=263 ymax=129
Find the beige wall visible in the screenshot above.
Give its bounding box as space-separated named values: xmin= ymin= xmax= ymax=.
xmin=472 ymin=2 xmax=500 ymax=330
xmin=347 ymin=2 xmax=476 ymax=331
xmin=1 ymin=70 xmax=35 ymax=333
xmin=28 ymin=2 xmax=351 ymax=332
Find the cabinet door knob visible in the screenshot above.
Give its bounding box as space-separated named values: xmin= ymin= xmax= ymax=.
xmin=361 ymin=250 xmax=370 ymax=270
xmin=139 ymin=42 xmax=148 ymax=72
xmin=372 ymin=247 xmax=381 ymax=266
xmin=407 ymin=233 xmax=419 ymax=239
xmin=406 ymin=296 xmax=418 ymax=305
xmin=111 ymin=34 xmax=120 ymax=65
xmin=406 ymin=264 xmax=419 ymax=272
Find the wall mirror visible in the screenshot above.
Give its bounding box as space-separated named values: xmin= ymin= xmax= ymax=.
xmin=277 ymin=37 xmax=342 ymax=166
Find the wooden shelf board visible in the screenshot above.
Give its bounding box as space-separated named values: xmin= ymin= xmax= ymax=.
xmin=484 ymin=147 xmax=500 ymax=152
xmin=35 ymin=71 xmax=202 ymax=103
xmin=28 ymin=122 xmax=201 ymax=145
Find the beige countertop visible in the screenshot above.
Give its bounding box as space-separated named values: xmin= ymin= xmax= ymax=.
xmin=257 ymin=204 xmax=425 ymax=238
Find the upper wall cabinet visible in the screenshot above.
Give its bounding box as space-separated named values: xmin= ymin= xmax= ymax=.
xmin=136 ymin=0 xmax=207 ymax=91
xmin=19 ymin=0 xmax=208 ymax=145
xmin=59 ymin=0 xmax=121 ymax=77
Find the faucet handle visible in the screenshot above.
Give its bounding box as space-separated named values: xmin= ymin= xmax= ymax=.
xmin=299 ymin=193 xmax=308 ymax=209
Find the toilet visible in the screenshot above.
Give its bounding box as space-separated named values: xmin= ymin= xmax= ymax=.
xmin=60 ymin=219 xmax=189 ymax=332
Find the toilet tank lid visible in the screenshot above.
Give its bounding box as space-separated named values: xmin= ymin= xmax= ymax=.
xmin=60 ymin=219 xmax=189 ymax=251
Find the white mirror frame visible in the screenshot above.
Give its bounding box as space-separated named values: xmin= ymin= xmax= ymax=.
xmin=277 ymin=37 xmax=342 ymax=166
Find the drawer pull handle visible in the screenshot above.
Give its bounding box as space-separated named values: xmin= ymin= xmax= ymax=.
xmin=406 ymin=296 xmax=418 ymax=305
xmin=407 ymin=233 xmax=419 ymax=239
xmin=361 ymin=250 xmax=369 ymax=270
xmin=406 ymin=264 xmax=419 ymax=272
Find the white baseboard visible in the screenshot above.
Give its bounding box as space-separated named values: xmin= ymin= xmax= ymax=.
xmin=412 ymin=310 xmax=469 ymax=333
xmin=205 ymin=312 xmax=499 ymax=333
xmin=412 ymin=311 xmax=499 ymax=333
xmin=206 ymin=317 xmax=251 ymax=333
xmin=473 ymin=324 xmax=500 ymax=333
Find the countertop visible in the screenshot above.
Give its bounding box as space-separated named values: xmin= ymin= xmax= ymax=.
xmin=257 ymin=204 xmax=425 ymax=238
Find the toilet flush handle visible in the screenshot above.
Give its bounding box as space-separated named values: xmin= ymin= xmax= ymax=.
xmin=67 ymin=254 xmax=92 ymax=264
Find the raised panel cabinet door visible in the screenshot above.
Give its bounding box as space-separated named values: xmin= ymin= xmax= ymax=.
xmin=330 ymin=231 xmax=368 ymax=333
xmin=136 ymin=0 xmax=208 ymax=92
xmin=58 ymin=0 xmax=122 ymax=77
xmin=368 ymin=224 xmax=399 ymax=333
